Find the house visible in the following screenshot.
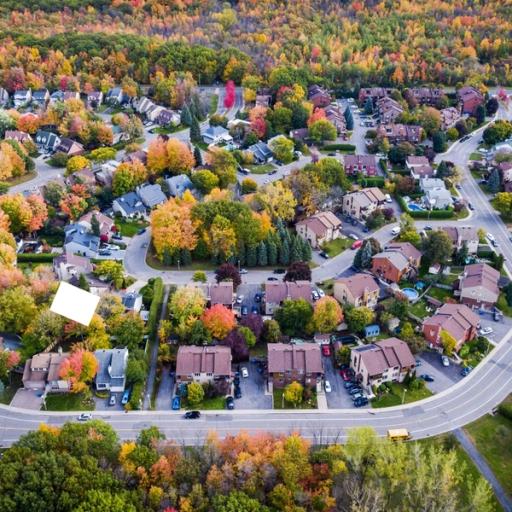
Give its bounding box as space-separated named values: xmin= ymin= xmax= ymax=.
xmin=134 ymin=96 xmax=155 ymax=115
xmin=372 ymin=242 xmax=421 ymax=283
xmin=35 ymin=130 xmax=61 ymax=152
xmin=376 ymin=97 xmax=404 ymax=124
xmin=344 ymin=155 xmax=377 ymax=176
xmin=457 ymin=263 xmax=500 ymax=309
xmin=408 ymin=87 xmax=444 ymax=106
xmin=166 ymin=174 xmax=194 ymax=198
xmin=13 ymin=89 xmax=32 ymax=108
xmin=31 ymin=89 xmax=50 ymax=109
xmin=53 ymin=253 xmax=93 ymax=281
xmin=422 ymin=303 xmax=480 ymax=351
xmin=255 ymin=93 xmax=272 ymax=107
xmin=457 ymin=86 xmax=484 ymax=115
xmin=175 ymin=345 xmax=232 ymax=385
xmin=289 ymin=128 xmax=309 ymax=141
xmin=78 ymin=211 xmax=114 ymax=239
xmin=267 ymin=343 xmax=323 ymax=388
xmin=424 ymin=186 xmax=453 ymax=210
xmin=106 ymin=87 xmax=127 ymax=105
xmin=50 ymin=90 xmax=64 ymax=104
xmin=324 ymin=104 xmax=346 ymax=134
xmin=122 ymin=292 xmax=143 ymax=313
xmin=86 ymin=91 xmax=103 ymax=109
xmin=22 ymin=351 xmax=70 ymax=391
xmin=350 ymin=337 xmax=415 ymax=393
xmin=96 ymin=160 xmax=120 ymax=187
xmin=296 ymin=211 xmax=341 ymax=249
xmin=264 ymin=280 xmax=313 ymax=315
xmin=110 ymin=124 xmax=130 ymax=145
xmin=406 ymin=156 xmax=434 ymax=180
xmin=157 ymin=109 xmax=180 ymax=127
xmin=442 ymin=226 xmax=479 ymax=254
xmin=358 ymin=87 xmax=393 ymax=104
xmin=406 ymin=156 xmax=429 ymax=172
xmin=63 ymin=91 xmax=80 ymax=102
xmin=55 ymin=138 xmax=84 ymax=156
xmin=146 ymin=105 xmax=165 ymax=123
xmin=376 ymin=124 xmax=422 ymax=144
xmin=364 ymin=324 xmax=380 ymax=338
xmin=137 ymin=183 xmax=166 ymax=209
xmin=342 ymin=187 xmax=386 ymax=221
xmin=64 ymin=225 xmax=100 ymax=258
xmin=4 ymin=130 xmax=32 ymax=145
xmin=204 ymin=281 xmax=235 ymax=308
xmin=247 ymin=141 xmax=273 ymax=164
xmin=71 ymin=274 xmax=111 ymax=296
xmin=0 ymin=88 xmax=9 ymax=107
xmin=419 ymin=177 xmax=445 ymax=192
xmin=123 ymin=150 xmax=148 ymax=166
xmin=334 ymin=274 xmax=380 ymax=309
xmin=440 ymin=107 xmax=461 ymax=130
xmin=113 ymin=191 xmax=146 ymax=218
xmin=308 ymin=85 xmax=332 ymax=108
xmin=202 ymin=125 xmax=233 ymax=145
xmin=66 ymin=168 xmax=96 ymax=189
xmin=94 ymin=348 xmax=129 ymax=392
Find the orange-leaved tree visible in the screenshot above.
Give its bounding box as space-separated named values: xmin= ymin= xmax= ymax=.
xmin=201 ymin=304 xmax=236 ymax=340
xmin=59 ymin=349 xmax=98 ymax=393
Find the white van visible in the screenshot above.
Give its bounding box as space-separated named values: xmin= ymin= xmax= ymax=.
xmin=384 ymin=194 xmax=392 ymax=203
xmin=391 ymin=226 xmax=401 ymax=236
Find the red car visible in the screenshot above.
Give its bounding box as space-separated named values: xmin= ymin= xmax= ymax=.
xmin=351 ymin=240 xmax=363 ymax=250
xmin=321 ymin=345 xmax=331 ymax=357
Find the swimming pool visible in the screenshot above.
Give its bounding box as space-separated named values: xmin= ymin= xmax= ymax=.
xmin=407 ymin=203 xmax=425 ymax=212
xmin=401 ymin=287 xmax=419 ymax=301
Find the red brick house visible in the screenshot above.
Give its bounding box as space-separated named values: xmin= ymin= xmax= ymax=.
xmin=377 ymin=124 xmax=422 ymax=144
xmin=358 ymin=87 xmax=393 ymax=104
xmin=457 ymin=86 xmax=484 ymax=115
xmin=308 ymin=85 xmax=332 ymax=108
xmin=344 ymin=155 xmax=377 ymax=176
xmin=371 ymin=242 xmax=421 ymax=283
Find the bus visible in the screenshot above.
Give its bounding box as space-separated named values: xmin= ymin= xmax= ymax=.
xmin=387 ymin=429 xmax=411 ymax=441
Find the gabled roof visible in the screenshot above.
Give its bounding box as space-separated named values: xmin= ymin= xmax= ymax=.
xmin=176 ymin=346 xmax=232 ymax=376
xmin=335 ymin=273 xmax=379 ymax=298
xmin=114 ymin=191 xmax=145 ymax=215
xmin=267 ymin=343 xmax=323 ymax=374
xmin=265 ymin=280 xmax=313 ymax=305
xmin=248 ymin=141 xmax=272 ymax=160
xmin=423 ymin=303 xmax=480 ymax=342
xmin=137 ymin=184 xmax=166 ymax=208
xmin=296 ymin=211 xmax=341 ymax=237
xmin=64 ymin=225 xmax=100 ymax=253
xmin=460 ymin=263 xmax=499 ymax=299
xmin=354 ymin=337 xmax=415 ymax=376
xmin=95 ymin=348 xmax=128 ymax=385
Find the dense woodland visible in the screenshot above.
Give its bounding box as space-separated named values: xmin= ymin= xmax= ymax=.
xmin=0 ymin=1 xmax=511 ymax=90
xmin=0 ymin=423 xmax=494 ymax=512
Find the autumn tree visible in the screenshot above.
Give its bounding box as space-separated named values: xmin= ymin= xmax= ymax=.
xmin=0 ymin=349 xmax=20 ymax=384
xmin=66 ymin=155 xmax=90 ymax=176
xmin=284 ymin=261 xmax=311 ymax=282
xmin=59 ymin=350 xmax=98 ymax=393
xmin=257 ymin=181 xmax=297 ymax=221
xmin=187 ymin=381 xmax=204 ymax=406
xmin=313 ymin=296 xmax=343 ymax=333
xmin=166 ymin=139 xmax=195 ymax=175
xmin=215 ymin=263 xmax=241 ymax=288
xmin=112 ymin=161 xmax=147 ymax=196
xmin=345 ymin=306 xmax=374 ymax=333
xmin=441 ymin=330 xmax=457 ymax=356
xmin=205 ymin=148 xmax=237 ymax=188
xmin=269 ymin=135 xmax=294 ymax=164
xmin=201 ymin=304 xmax=236 ymax=339
xmin=283 ymin=381 xmax=303 ymax=407
xmin=422 ymin=229 xmax=453 ymax=265
xmin=169 ymin=286 xmax=206 ymax=338
xmin=309 ymin=119 xmax=336 ymax=143
xmin=274 ymin=298 xmax=313 ymax=337
xmin=191 ymin=169 xmax=219 ymax=194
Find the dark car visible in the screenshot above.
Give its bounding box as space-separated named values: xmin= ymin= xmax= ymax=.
xmin=273 ymin=268 xmax=286 ymax=274
xmin=254 ymin=293 xmax=262 ymax=303
xmin=267 ymin=277 xmax=279 ymax=281
xmin=241 ymin=305 xmax=248 ymax=316
xmin=353 ymin=397 xmax=368 ymax=407
xmin=468 ymin=203 xmax=474 ymax=210
xmin=226 ymin=396 xmax=235 ymax=410
xmin=461 ymin=366 xmax=473 ymax=377
xmin=137 ymin=228 xmax=146 ymax=235
xmin=424 ymin=225 xmax=432 ymax=231
xmin=349 ymin=387 xmax=363 ymax=395
xmin=420 ymin=374 xmax=434 ymax=382
xmin=234 ymin=385 xmax=242 ymax=399
xmin=171 ymin=396 xmax=181 ymax=410
xmin=184 ymin=411 xmax=201 ymax=419
xmin=319 ymin=251 xmax=329 ymax=259
xmin=251 ymin=306 xmax=260 ymax=314
xmin=344 ymin=381 xmax=357 ymax=389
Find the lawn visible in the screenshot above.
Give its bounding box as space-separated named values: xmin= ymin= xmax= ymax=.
xmin=426 ymin=286 xmax=453 ymax=301
xmin=6 ymin=170 xmax=37 ymax=188
xmin=184 ymin=396 xmax=226 ymax=410
xmin=115 ymin=218 xmax=148 ymax=237
xmin=0 ymin=374 xmax=22 ymax=405
xmin=321 ymin=237 xmax=352 ymax=257
xmin=371 ymin=381 xmax=432 ymax=409
xmin=248 ymin=163 xmax=276 ymax=174
xmin=151 ymin=125 xmax=186 ymax=135
xmin=146 ymin=251 xmax=217 ymax=271
xmin=209 ymin=94 xmax=219 ymax=116
xmin=497 ymin=292 xmax=512 ymax=317
xmin=273 ymin=388 xmax=317 ymax=409
xmin=464 ymin=397 xmax=512 ymax=496
xmin=469 ymin=152 xmax=483 ymax=161
xmin=409 ymin=299 xmax=431 ymax=319
xmin=44 ymin=392 xmax=95 ymax=411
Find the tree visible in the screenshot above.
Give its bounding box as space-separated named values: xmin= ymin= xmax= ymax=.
xmin=309 ymin=119 xmax=337 ymax=143
xmin=187 ymin=382 xmax=204 ymax=406
xmin=344 ymin=105 xmax=354 ymax=130
xmin=223 ymin=80 xmax=236 ymax=109
xmin=422 ymin=230 xmax=453 ymax=265
xmin=0 ymin=286 xmax=37 ymax=333
xmin=89 ymin=147 xmax=116 ymax=162
xmin=0 ymin=194 xmax=33 ymax=233
xmin=475 ymin=104 xmax=486 ymax=125
xmin=269 ymin=136 xmax=294 ymax=164
xmin=112 ymin=161 xmax=147 ymax=196
xmin=274 ymin=298 xmax=313 ymax=336
xmin=94 ymin=260 xmax=125 ymax=289
xmin=90 ymin=214 xmax=100 ymax=236
xmin=169 ymin=286 xmax=206 ymax=338
xmin=486 ymin=97 xmax=499 ymax=116
xmin=262 ymin=319 xmax=281 ymax=343
xmin=215 ymin=263 xmax=241 ymax=288
xmin=166 ymin=139 xmax=195 ymax=175
xmin=241 ymin=178 xmax=257 ymax=194
xmin=208 ymin=214 xmax=236 ymax=259
xmin=238 ymin=326 xmax=256 ymax=348
xmin=494 ymin=192 xmax=512 ymax=217
xmin=257 ymin=181 xmax=297 ymax=221
xmin=191 ymin=169 xmax=219 ymax=194
xmin=487 ymin=168 xmax=501 ymax=193
xmin=213 ymin=491 xmax=268 ymax=512
xmin=313 ymin=296 xmax=343 ymax=333
xmin=59 ymin=350 xmax=98 ymax=393
xmin=453 ymin=241 xmax=469 ymax=265
xmin=335 ymin=345 xmax=351 ymax=366
xmin=345 ymin=306 xmax=374 ymax=333
xmin=283 ymin=381 xmax=303 ymax=407
xmin=193 ymin=145 xmax=203 ymax=166
xmin=110 ymin=313 xmax=145 ymax=351
xmin=221 ymin=328 xmax=249 ymax=362
xmin=284 ymin=261 xmax=311 ymax=282
xmin=201 ymin=304 xmax=236 ymax=339
xmin=206 ymin=148 xmax=237 ymax=188
xmin=240 ymin=314 xmax=264 ymax=341
xmin=66 ymin=155 xmax=90 ymax=176
xmin=419 ymin=107 xmax=441 ymax=135
xmin=441 ymin=330 xmax=457 ymax=356
xmin=190 ymin=116 xmax=201 ymax=143
xmin=0 ymin=349 xmax=20 ymax=384
xmin=192 ymin=271 xmax=207 ymax=283
xmin=257 ymin=240 xmax=267 ymax=266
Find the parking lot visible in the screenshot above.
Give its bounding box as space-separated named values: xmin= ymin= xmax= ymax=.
xmin=415 ymin=351 xmax=464 ymax=394
xmin=233 ymin=360 xmax=272 ymax=409
xmin=477 ymin=311 xmax=512 ymax=345
xmin=236 ymin=284 xmax=264 ymax=317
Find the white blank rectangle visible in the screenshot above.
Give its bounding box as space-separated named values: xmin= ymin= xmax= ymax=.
xmin=50 ymin=282 xmax=100 ymax=326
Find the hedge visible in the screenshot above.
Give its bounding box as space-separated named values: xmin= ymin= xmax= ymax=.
xmin=17 ymin=253 xmax=56 ymax=263
xmin=128 ymin=381 xmax=144 ymax=410
xmin=395 ymin=195 xmax=455 ymax=219
xmin=323 ymin=143 xmax=356 ymax=151
xmin=498 ymin=403 xmax=512 ymax=421
xmin=147 ymin=277 xmax=164 ymax=339
xmin=359 ymin=176 xmax=385 ymax=187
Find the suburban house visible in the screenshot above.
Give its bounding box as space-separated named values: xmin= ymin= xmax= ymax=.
xmin=204 ymin=281 xmax=235 ymax=309
xmin=344 ymin=154 xmax=377 ymax=176
xmin=372 ymin=242 xmax=421 ymax=283
xmin=113 ymin=191 xmax=146 ymax=218
xmin=202 ymin=125 xmax=233 ymax=146
xmin=50 ymin=90 xmax=64 ymax=104
xmin=66 ymin=168 xmax=97 ymax=189
xmin=72 ymin=275 xmax=111 ymax=296
xmin=53 ymin=253 xmax=93 ymax=281
xmin=457 ymin=263 xmax=500 ymax=309
xmin=64 ymin=225 xmax=100 ymax=258
xmin=175 ymin=345 xmax=232 ymax=385
xmin=499 ymin=162 xmax=512 ymax=192
xmin=96 ymin=160 xmax=119 ymax=187
xmin=94 ymin=348 xmax=129 ymax=392
xmin=334 ymin=274 xmax=380 ymax=309
xmin=137 ymin=183 xmax=166 ymax=209
xmin=247 ymin=141 xmax=273 ymax=164
xmin=289 ymin=128 xmax=309 ymax=141
xmin=78 ymin=211 xmax=114 ymax=240
xmin=296 ymin=211 xmax=342 ymax=249
xmin=440 ymin=107 xmax=461 ymax=130
xmin=255 ymin=93 xmax=272 ymax=107
xmin=264 ymin=281 xmax=313 ymax=315
xmin=324 ymin=104 xmax=346 ymax=134
xmin=442 ymin=226 xmax=479 ymax=254
xmin=308 ymin=85 xmax=332 ymax=108
xmin=110 ymin=124 xmax=130 ymax=145
xmin=424 ymin=185 xmax=453 ymax=210
xmin=377 ymin=124 xmax=422 ymax=144
xmin=22 ymin=351 xmax=70 ymax=391
xmin=0 ymin=88 xmax=9 ymax=106
xmin=31 ymin=89 xmax=50 ymax=108
xmin=106 ymin=87 xmax=128 ymax=105
xmin=406 ymin=156 xmax=434 ymax=180
xmin=157 ymin=109 xmax=180 ymax=127
xmin=457 ymin=86 xmax=484 ymax=115
xmin=267 ymin=343 xmax=324 ymax=389
xmin=4 ymin=130 xmax=32 ymax=145
xmin=350 ymin=337 xmax=415 ymax=393
xmin=408 ymin=87 xmax=444 ymax=106
xmin=63 ymin=91 xmax=80 ymax=101
xmin=419 ymin=177 xmax=445 ymax=193
xmin=376 ymin=97 xmax=404 ymax=124
xmin=166 ymin=174 xmax=194 ymax=198
xmin=35 ymin=130 xmax=61 ymax=152
xmin=55 ymin=137 xmax=84 ymax=156
xmin=422 ymin=303 xmax=480 ymax=351
xmin=123 ymin=150 xmax=148 ymax=166
xmin=13 ymin=89 xmax=32 ymax=108
xmin=86 ymin=91 xmax=103 ymax=109
xmin=358 ymin=87 xmax=393 ymax=104
xmin=122 ymin=292 xmax=143 ymax=313
xmin=342 ymin=187 xmax=386 ymax=221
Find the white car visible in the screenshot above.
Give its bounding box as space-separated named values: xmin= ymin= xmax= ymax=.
xmin=236 ymin=295 xmax=244 ymax=305
xmin=241 ymin=367 xmax=249 ymax=378
xmin=486 ymin=233 xmax=495 ymax=243
xmin=317 ymin=289 xmax=325 ymax=298
xmin=441 ymin=356 xmax=450 ymax=367
xmin=312 ymin=290 xmax=320 ymax=301
xmin=348 ymin=233 xmax=359 ymax=241
xmin=77 ymin=413 xmax=92 ymax=421
xmin=324 ymin=380 xmax=332 ymax=393
xmin=240 ymin=268 xmax=248 ymax=274
xmin=479 ymin=326 xmax=493 ymax=336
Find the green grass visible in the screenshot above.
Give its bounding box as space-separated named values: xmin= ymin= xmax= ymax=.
xmin=151 ymin=125 xmax=186 ymax=135
xmin=371 ymin=381 xmax=433 ymax=408
xmin=184 ymin=396 xmax=226 ymax=410
xmin=248 ymin=163 xmax=276 ymax=174
xmin=6 ymin=170 xmax=37 ymax=188
xmin=114 ymin=218 xmax=148 ymax=237
xmin=469 ymin=152 xmax=483 ymax=161
xmin=209 ymin=94 xmax=219 ymax=116
xmin=497 ymin=292 xmax=512 ymax=317
xmin=273 ymin=388 xmax=317 ymax=409
xmin=464 ymin=398 xmax=512 ymax=496
xmin=426 ymin=286 xmax=453 ymax=301
xmin=409 ymin=299 xmax=432 ymax=319
xmin=249 ymin=343 xmax=268 ymax=358
xmin=0 ymin=374 xmax=22 ymax=405
xmin=146 ymin=251 xmax=217 ymax=271
xmin=44 ymin=392 xmax=95 ymax=411
xmin=321 ymin=237 xmax=352 ymax=257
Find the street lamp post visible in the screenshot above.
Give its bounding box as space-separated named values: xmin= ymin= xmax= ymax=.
xmin=177 ymin=259 xmax=180 ymax=271
xmin=402 ymin=388 xmax=408 ymax=404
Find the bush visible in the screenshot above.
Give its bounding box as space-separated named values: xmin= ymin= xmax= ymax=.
xmin=498 ymin=403 xmax=512 ymax=421
xmin=47 ymin=152 xmax=69 ymax=168
xmin=322 ymin=143 xmax=356 ymax=151
xmin=128 ymin=381 xmax=144 ymax=410
xmin=17 ymin=253 xmax=56 ymax=263
xmin=147 ymin=277 xmax=164 ymax=339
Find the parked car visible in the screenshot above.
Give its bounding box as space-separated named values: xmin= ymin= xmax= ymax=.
xmin=441 ymin=355 xmax=450 ymax=367
xmin=172 ymin=396 xmax=181 ymax=410
xmin=267 ymin=277 xmax=278 ymax=281
xmin=137 ymin=228 xmax=146 ymax=235
xmin=236 ymin=295 xmax=244 ymax=304
xmin=184 ymin=411 xmax=201 ymax=419
xmin=273 ymin=268 xmax=286 ymax=274
xmin=348 ymin=233 xmax=359 ymax=241
xmin=77 ymin=413 xmax=92 ymax=421
xmin=241 ymin=367 xmax=249 ymax=378
xmin=319 ymin=251 xmax=329 ymax=259
xmin=121 ymin=389 xmax=131 ymax=405
xmin=468 ymin=203 xmax=474 ymax=210
xmin=415 ymin=359 xmax=422 ymax=367
xmin=351 ymin=240 xmax=363 ymax=250
xmin=351 ymin=392 xmax=364 ymax=401
xmin=349 ymin=387 xmax=363 ymax=395
xmin=254 ymin=293 xmax=262 ymax=303
xmin=461 ymin=366 xmax=473 ymax=377
xmin=321 ymin=345 xmax=331 ymax=357
xmin=251 ymin=306 xmax=259 ymax=314
xmin=353 ymin=396 xmax=368 ymax=407
xmin=234 ymin=385 xmax=242 ymax=399
xmin=479 ymin=326 xmax=493 ymax=336
xmin=240 ymin=268 xmax=248 ymax=274
xmin=486 ymin=233 xmax=495 ymax=243
xmin=324 ymin=380 xmax=332 ymax=393
xmin=420 ymin=374 xmax=434 ymax=382
xmin=109 ymin=394 xmax=116 ymax=406
xmin=226 ymin=396 xmax=235 ymax=410
xmin=241 ymin=305 xmax=248 ymax=316
xmin=312 ymin=290 xmax=320 ymax=301
xmin=344 ymin=381 xmax=357 ymax=389
xmin=318 ymin=289 xmax=325 ymax=298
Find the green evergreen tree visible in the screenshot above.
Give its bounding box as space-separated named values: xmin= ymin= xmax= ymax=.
xmin=78 ymin=273 xmax=90 ymax=291
xmin=258 ymin=241 xmax=268 ymax=266
xmin=181 ymin=105 xmax=192 ymax=126
xmin=475 ymin=104 xmax=486 ymax=125
xmin=344 ymin=105 xmax=354 ymax=130
xmin=163 ymin=248 xmax=173 ymax=266
xmin=300 ymin=238 xmax=312 ymax=261
xmin=193 ymin=146 xmax=202 ymax=166
xmin=360 ymin=240 xmax=373 ymax=269
xmin=237 ymin=241 xmax=246 ymax=266
xmin=267 ymin=239 xmax=278 ymax=266
xmin=364 ymin=97 xmax=373 ymax=115
xmin=290 ymin=236 xmax=301 ymax=263
xmin=487 ymin=168 xmax=501 ymax=194
xmin=246 ymin=244 xmax=257 ymax=267
xmin=279 ymin=238 xmax=290 ymax=266
xmin=180 ymin=248 xmax=192 ymax=266
xmin=190 ymin=116 xmax=201 ymax=143
xmin=90 ymin=214 xmax=100 ymax=237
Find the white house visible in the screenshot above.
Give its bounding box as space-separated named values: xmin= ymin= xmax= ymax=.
xmin=94 ymin=348 xmax=129 ymax=392
xmin=13 ymin=89 xmax=32 ymax=108
xmin=202 ymin=125 xmax=233 ymax=145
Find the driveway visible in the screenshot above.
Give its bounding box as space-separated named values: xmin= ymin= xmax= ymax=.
xmin=10 ymin=389 xmax=43 ymax=410
xmin=233 ymin=361 xmax=272 ymax=410
xmin=415 ymin=351 xmax=464 ymax=394
xmin=155 ymin=367 xmax=174 ymax=411
xmin=93 ymin=391 xmax=124 ymax=411
xmin=477 ymin=311 xmax=512 ymax=345
xmin=236 ymin=283 xmax=263 ymax=316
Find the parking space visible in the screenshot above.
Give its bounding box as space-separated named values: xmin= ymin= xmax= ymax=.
xmin=415 ymin=351 xmax=463 ymax=394
xmin=10 ymin=389 xmax=43 ymax=410
xmin=236 ymin=284 xmax=264 ymax=317
xmin=323 ymin=355 xmax=369 ymax=409
xmin=233 ymin=361 xmax=272 ymax=410
xmin=478 ymin=312 xmax=512 ymax=345
xmin=93 ymin=391 xmax=124 ymax=411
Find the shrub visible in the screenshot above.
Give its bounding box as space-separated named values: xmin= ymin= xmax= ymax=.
xmin=322 ymin=143 xmax=356 ymax=151
xmin=147 ymin=277 xmax=164 ymax=339
xmin=48 ymin=152 xmax=69 ymax=168
xmin=17 ymin=253 xmax=56 ymax=263
xmin=128 ymin=381 xmax=144 ymax=410
xmin=498 ymin=403 xmax=512 ymax=421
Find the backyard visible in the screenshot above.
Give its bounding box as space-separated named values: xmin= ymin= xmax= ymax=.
xmin=321 ymin=237 xmax=352 ymax=257
xmin=115 ymin=218 xmax=149 ymax=237
xmin=273 ymin=388 xmax=317 ymax=409
xmin=371 ymin=381 xmax=432 ymax=408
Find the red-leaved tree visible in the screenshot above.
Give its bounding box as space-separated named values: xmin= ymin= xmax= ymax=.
xmin=59 ymin=350 xmax=98 ymax=393
xmin=224 ymin=80 xmax=236 ymax=109
xmin=201 ymin=304 xmax=236 ymax=340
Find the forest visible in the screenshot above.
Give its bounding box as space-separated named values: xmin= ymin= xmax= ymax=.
xmin=0 ymin=0 xmax=511 ymax=90
xmin=0 ymin=422 xmax=494 ymax=512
